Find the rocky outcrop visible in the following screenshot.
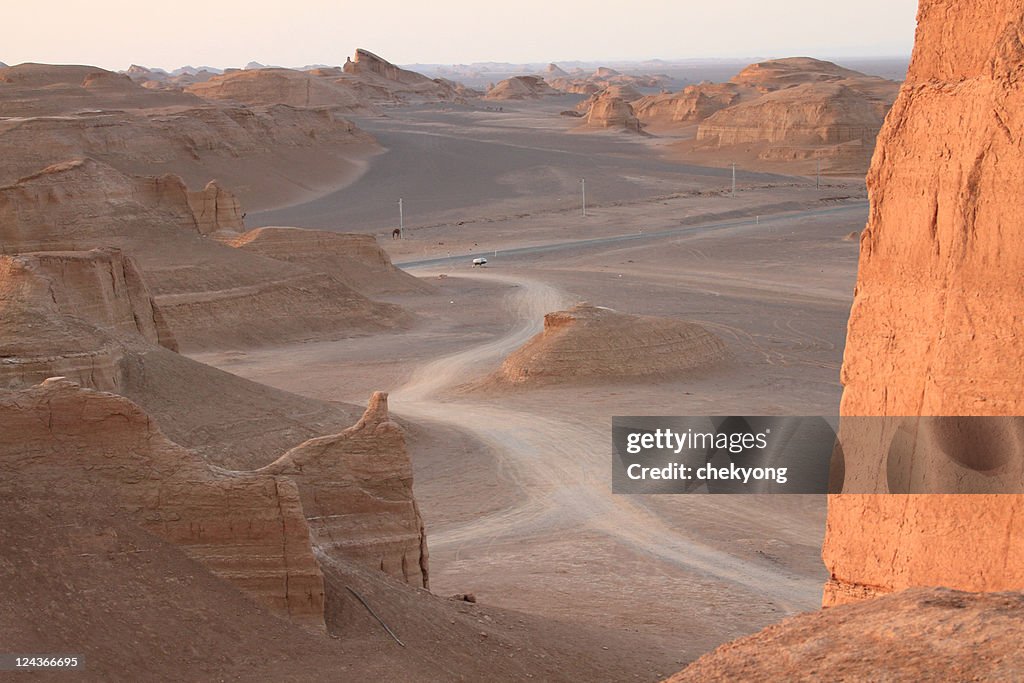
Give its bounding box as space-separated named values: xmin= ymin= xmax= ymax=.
xmin=668 ymin=588 xmax=1024 ymax=681
xmin=0 ymin=63 xmax=200 ymax=116
xmin=633 ymin=83 xmax=740 ymax=125
xmin=260 ymin=392 xmax=429 ymax=588
xmin=696 ymin=81 xmax=894 ymax=147
xmin=485 ymin=75 xmax=560 ymax=100
xmin=187 ymin=180 xmax=245 ymax=235
xmin=0 ymin=248 xmax=177 ymax=390
xmin=0 ymin=378 xmax=327 ymax=629
xmin=545 ymin=63 xmax=569 ymax=78
xmin=186 ymin=68 xmax=370 ymax=112
xmin=494 ymin=304 xmax=727 ymax=385
xmin=0 ymin=159 xmax=409 ymax=351
xmin=547 ymin=77 xmax=600 ymax=95
xmin=823 ymin=0 xmax=1024 ymax=606
xmin=0 ymin=96 xmax=377 ymax=208
xmin=343 ymin=48 xmax=430 ymax=86
xmin=548 ymin=66 xmax=671 ymax=96
xmin=229 ymin=226 xmax=433 ymax=295
xmin=582 ymin=92 xmax=642 ymax=131
xmin=187 ymin=52 xmax=471 ymax=110
xmin=730 ymin=57 xmax=870 ymax=92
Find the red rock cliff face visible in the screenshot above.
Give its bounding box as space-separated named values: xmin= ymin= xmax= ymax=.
xmin=823 ymin=0 xmax=1024 ymax=606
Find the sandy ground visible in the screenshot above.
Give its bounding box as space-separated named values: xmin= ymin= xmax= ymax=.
xmin=248 ymin=99 xmax=814 ymax=232
xmin=196 ymin=104 xmax=865 ymax=674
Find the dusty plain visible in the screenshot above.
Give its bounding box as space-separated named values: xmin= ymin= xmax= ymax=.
xmin=196 ymin=100 xmax=867 ymax=676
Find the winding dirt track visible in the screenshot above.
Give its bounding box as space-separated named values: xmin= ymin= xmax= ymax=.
xmin=391 ymin=271 xmax=823 ymax=613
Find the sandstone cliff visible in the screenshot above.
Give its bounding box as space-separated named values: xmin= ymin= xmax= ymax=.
xmin=494 ymin=304 xmax=727 ymax=385
xmin=582 ymin=92 xmax=642 ymax=131
xmin=187 ymin=180 xmax=245 ymax=236
xmin=186 ymin=68 xmax=371 ymax=112
xmin=229 ymin=226 xmax=433 ymax=295
xmin=634 ymin=57 xmax=899 ymax=173
xmin=0 ymin=378 xmax=327 ymax=629
xmin=0 ymin=159 xmax=409 ymax=351
xmin=0 ymin=248 xmax=176 ymax=390
xmin=730 ymin=57 xmax=870 ymax=92
xmin=696 ymin=82 xmax=893 ymax=147
xmin=260 ymin=392 xmax=429 ymax=588
xmin=691 ymin=61 xmax=900 ymax=174
xmin=0 ymin=96 xmax=377 ymax=210
xmin=632 ymin=83 xmax=740 ymax=126
xmin=823 ymin=0 xmax=1024 ymax=606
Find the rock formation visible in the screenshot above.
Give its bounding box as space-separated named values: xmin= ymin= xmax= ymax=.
xmin=260 ymin=392 xmax=429 ymax=588
xmin=0 ymin=248 xmax=175 ymax=390
xmin=0 ymin=63 xmax=200 ymax=116
xmin=696 ymin=82 xmax=892 ymax=147
xmin=485 ymin=75 xmax=560 ymax=100
xmin=582 ymin=92 xmax=642 ymax=131
xmin=547 ymin=65 xmax=671 ymax=96
xmin=667 ymin=588 xmax=1024 ymax=681
xmin=187 ymin=180 xmax=245 ymax=235
xmin=546 ymin=63 xmax=569 ymax=78
xmin=632 ymin=83 xmax=740 ymax=126
xmin=494 ymin=304 xmax=727 ymax=385
xmin=0 ymin=83 xmax=378 ymax=209
xmin=730 ymin=57 xmax=870 ymax=92
xmin=823 ymin=0 xmax=1024 ymax=606
xmin=690 ymin=59 xmax=900 ymax=174
xmin=0 ymin=159 xmax=409 ymax=351
xmin=622 ymin=57 xmax=900 ymax=173
xmin=340 ymin=49 xmax=477 ymax=103
xmin=186 ymin=68 xmax=370 ymax=111
xmin=0 ymin=378 xmax=327 ymax=629
xmin=229 ymin=226 xmax=433 ymax=295
xmin=187 ymin=50 xmax=472 ymax=110
xmin=1 ymin=251 xmax=430 ymax=614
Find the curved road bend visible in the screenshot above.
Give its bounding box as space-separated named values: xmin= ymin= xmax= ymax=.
xmin=391 ymin=270 xmax=828 ymax=613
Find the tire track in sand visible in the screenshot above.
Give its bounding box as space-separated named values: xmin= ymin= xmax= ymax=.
xmin=391 ymin=271 xmax=822 ymax=613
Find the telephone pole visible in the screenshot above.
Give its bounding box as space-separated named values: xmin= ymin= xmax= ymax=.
xmin=580 ymin=178 xmax=587 ymax=217
xmin=731 ymin=163 xmax=737 ymax=198
xmin=398 ymin=198 xmax=404 ymax=237
xmin=816 ymin=159 xmax=821 ymax=190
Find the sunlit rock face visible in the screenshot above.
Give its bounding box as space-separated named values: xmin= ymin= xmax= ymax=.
xmin=823 ymin=0 xmax=1024 ymax=606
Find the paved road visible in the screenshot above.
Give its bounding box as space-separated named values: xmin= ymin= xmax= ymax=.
xmin=396 ymin=201 xmax=869 ymax=270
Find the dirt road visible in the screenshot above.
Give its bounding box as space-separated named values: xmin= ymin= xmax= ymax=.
xmin=391 ymin=270 xmax=824 ymax=614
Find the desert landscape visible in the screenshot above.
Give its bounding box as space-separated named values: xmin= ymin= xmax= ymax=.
xmin=2 ymin=0 xmax=1023 ymax=680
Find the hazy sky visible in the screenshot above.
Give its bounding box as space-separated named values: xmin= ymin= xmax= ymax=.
xmin=3 ymin=1 xmax=918 ymax=70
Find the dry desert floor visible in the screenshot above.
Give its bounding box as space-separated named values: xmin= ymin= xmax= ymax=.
xmin=198 ymin=101 xmax=866 ymax=678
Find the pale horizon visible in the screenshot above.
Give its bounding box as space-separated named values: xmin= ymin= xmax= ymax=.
xmin=2 ymin=0 xmax=918 ymax=72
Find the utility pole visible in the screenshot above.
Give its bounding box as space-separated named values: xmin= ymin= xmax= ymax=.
xmin=580 ymin=178 xmax=587 ymax=217
xmin=816 ymin=159 xmax=821 ymax=190
xmin=398 ymin=198 xmax=404 ymax=238
xmin=731 ymin=163 xmax=737 ymax=198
